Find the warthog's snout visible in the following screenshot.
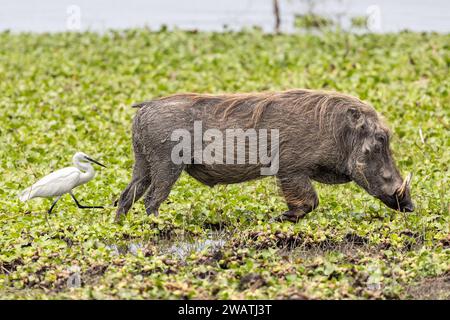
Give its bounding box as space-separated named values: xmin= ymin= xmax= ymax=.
xmin=378 ymin=194 xmax=414 ymax=212
xmin=378 ymin=173 xmax=414 ymax=212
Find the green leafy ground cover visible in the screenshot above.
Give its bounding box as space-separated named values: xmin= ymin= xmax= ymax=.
xmin=0 ymin=29 xmax=449 ymax=299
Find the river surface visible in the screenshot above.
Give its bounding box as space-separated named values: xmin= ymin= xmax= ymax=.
xmin=1 ymin=0 xmax=449 ymax=33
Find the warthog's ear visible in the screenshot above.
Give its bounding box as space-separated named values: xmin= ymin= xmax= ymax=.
xmin=347 ymin=107 xmax=360 ymax=120
xmin=347 ymin=107 xmax=365 ymax=129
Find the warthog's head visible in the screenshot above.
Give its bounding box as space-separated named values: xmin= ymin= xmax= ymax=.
xmin=344 ymin=107 xmax=414 ymax=212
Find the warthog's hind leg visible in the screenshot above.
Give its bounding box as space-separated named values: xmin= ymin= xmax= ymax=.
xmin=277 ymin=175 xmax=319 ymax=222
xmin=144 ymin=162 xmax=184 ymax=217
xmin=115 ymin=153 xmax=151 ymax=221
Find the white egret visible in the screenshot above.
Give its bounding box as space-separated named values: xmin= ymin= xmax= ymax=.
xmin=19 ymin=152 xmax=106 ymax=214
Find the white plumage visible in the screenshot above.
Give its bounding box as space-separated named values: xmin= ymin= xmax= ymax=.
xmin=19 ymin=167 xmax=81 ymax=201
xmin=19 ymin=152 xmax=106 ymax=213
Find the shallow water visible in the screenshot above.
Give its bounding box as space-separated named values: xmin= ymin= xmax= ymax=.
xmin=162 ymin=238 xmax=226 ymax=259
xmin=106 ymin=232 xmax=226 ymax=259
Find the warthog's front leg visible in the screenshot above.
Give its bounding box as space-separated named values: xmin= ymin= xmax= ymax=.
xmin=277 ymin=175 xmax=319 ymax=222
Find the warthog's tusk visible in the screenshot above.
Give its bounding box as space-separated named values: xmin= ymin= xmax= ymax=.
xmin=405 ymin=172 xmax=412 ymax=188
xmin=397 ymin=172 xmax=413 ymax=198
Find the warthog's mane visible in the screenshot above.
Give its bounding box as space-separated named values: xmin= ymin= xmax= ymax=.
xmin=133 ymin=89 xmax=388 ymax=136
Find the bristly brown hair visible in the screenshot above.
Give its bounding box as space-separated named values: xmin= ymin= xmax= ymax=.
xmin=133 ymin=89 xmax=383 ymax=131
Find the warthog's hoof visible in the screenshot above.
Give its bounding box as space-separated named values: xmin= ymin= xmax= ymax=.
xmin=145 ymin=208 xmax=159 ymax=217
xmin=272 ymin=210 xmax=307 ymax=223
xmin=114 ymin=209 xmax=127 ymax=223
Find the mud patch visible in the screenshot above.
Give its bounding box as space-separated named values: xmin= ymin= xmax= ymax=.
xmin=239 ymin=273 xmax=267 ymax=291
xmin=0 ymin=258 xmax=24 ymax=274
xmin=407 ymin=275 xmax=450 ymax=299
xmin=241 ymin=231 xmax=370 ymax=254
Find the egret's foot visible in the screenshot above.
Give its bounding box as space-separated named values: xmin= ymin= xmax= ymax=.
xmin=79 ymin=205 xmax=104 ymax=209
xmin=70 ymin=193 xmax=104 ymax=209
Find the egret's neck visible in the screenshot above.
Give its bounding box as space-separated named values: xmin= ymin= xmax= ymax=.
xmin=75 ymin=161 xmax=96 ymax=184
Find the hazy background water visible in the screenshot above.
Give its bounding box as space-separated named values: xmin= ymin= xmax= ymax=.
xmin=0 ymin=0 xmax=449 ymax=33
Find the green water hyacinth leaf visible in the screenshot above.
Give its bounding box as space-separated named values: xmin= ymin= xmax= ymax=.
xmin=0 ymin=29 xmax=449 ymax=299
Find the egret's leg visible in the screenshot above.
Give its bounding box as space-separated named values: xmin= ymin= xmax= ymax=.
xmin=48 ymin=196 xmax=62 ymax=214
xmin=70 ymin=192 xmax=104 ymax=209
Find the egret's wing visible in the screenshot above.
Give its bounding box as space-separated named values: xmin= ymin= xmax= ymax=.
xmin=19 ymin=167 xmax=81 ymax=201
xmin=30 ymin=167 xmax=80 ymax=188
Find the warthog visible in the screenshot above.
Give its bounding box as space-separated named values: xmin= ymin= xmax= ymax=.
xmin=116 ymin=89 xmax=414 ymax=222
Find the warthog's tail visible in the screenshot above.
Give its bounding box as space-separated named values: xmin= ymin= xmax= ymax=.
xmin=131 ymin=101 xmax=148 ymax=108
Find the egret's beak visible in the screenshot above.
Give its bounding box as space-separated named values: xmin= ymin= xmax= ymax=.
xmin=85 ymin=156 xmax=106 ymax=168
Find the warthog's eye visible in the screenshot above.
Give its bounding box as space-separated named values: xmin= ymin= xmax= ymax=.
xmin=375 ymin=134 xmax=386 ymax=144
